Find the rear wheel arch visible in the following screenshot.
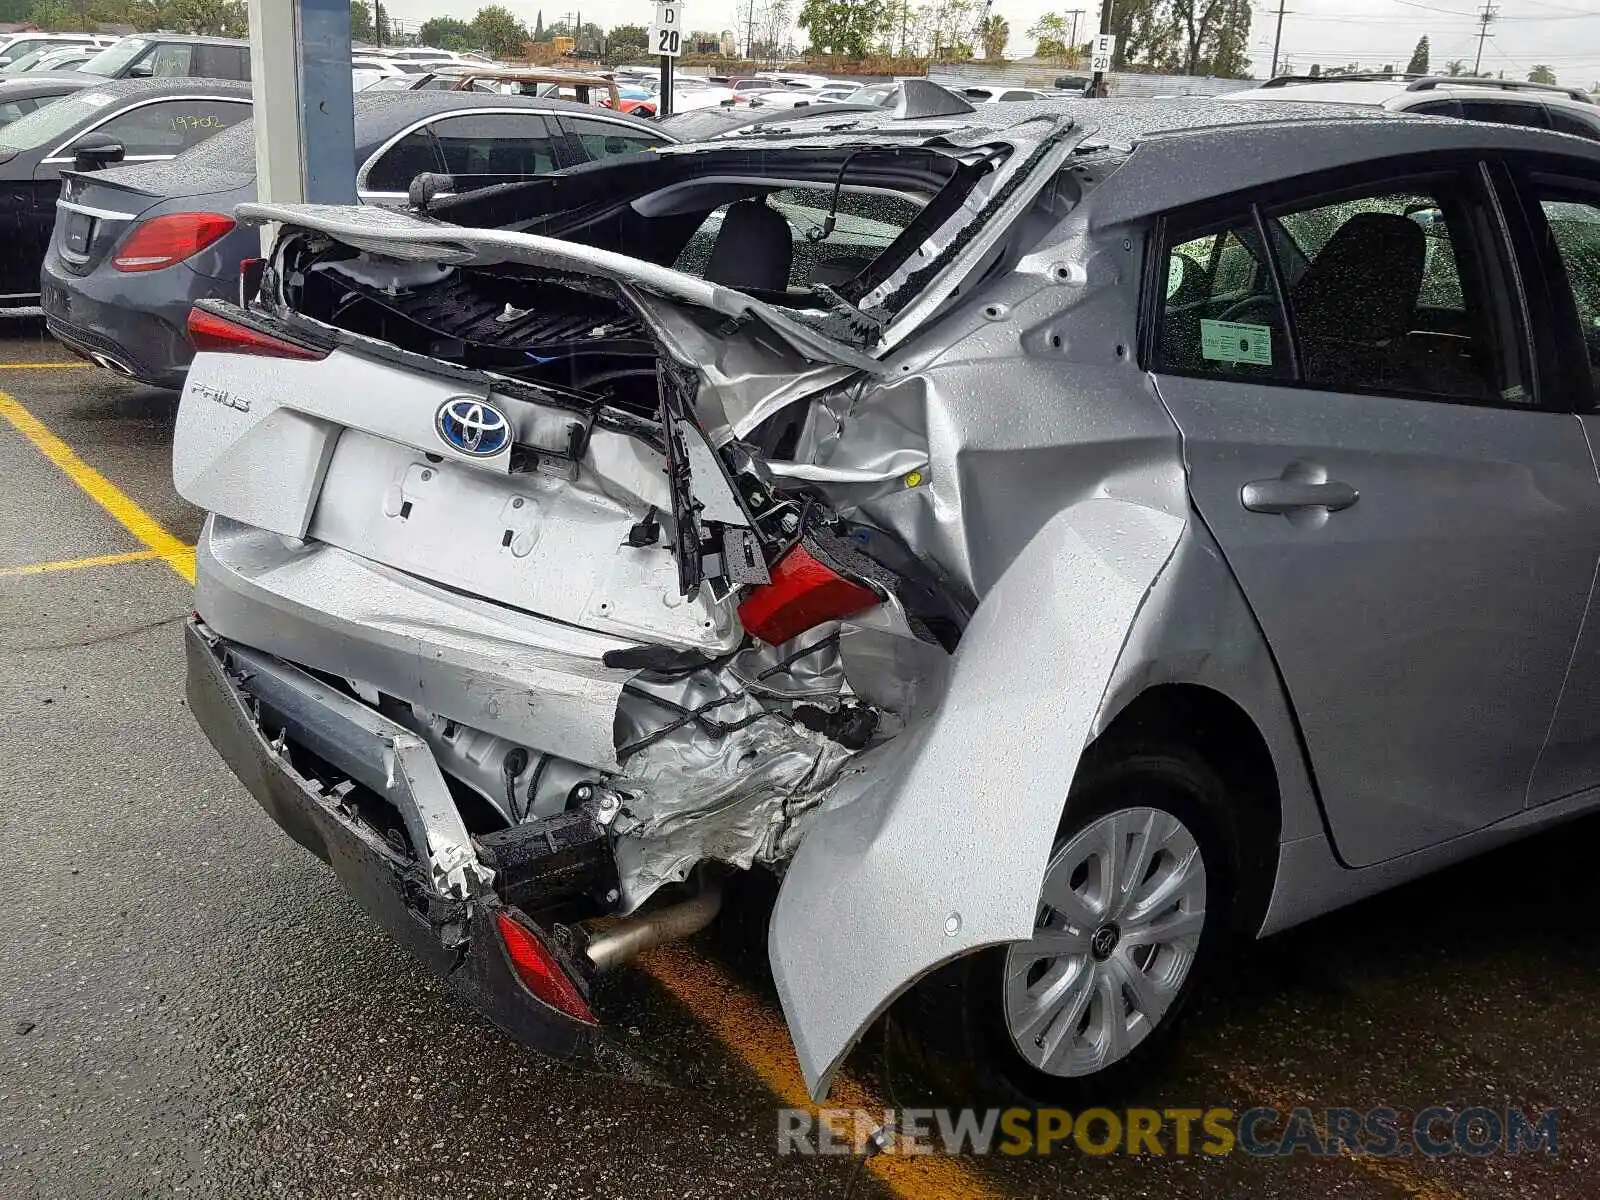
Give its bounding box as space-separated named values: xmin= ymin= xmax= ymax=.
xmin=1084 ymin=682 xmax=1282 ymax=939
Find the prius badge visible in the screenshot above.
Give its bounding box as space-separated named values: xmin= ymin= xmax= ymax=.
xmin=435 ymin=396 xmax=511 ymax=457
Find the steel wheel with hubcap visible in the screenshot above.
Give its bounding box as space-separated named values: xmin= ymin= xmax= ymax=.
xmin=896 ymin=741 xmax=1237 ymax=1104
xmin=1004 ymin=805 xmax=1207 ymax=1078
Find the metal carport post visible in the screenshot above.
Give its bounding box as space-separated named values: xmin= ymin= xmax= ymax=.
xmin=247 ymin=0 xmax=357 ymax=232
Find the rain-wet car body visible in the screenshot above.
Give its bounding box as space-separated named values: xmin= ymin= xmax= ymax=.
xmin=172 ymin=98 xmax=1600 ymax=1098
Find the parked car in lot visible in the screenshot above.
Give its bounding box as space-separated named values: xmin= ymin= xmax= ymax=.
xmin=0 ymin=74 xmax=93 ymax=130
xmin=0 ymin=32 xmax=115 ymax=70
xmin=0 ymin=44 xmax=97 ymax=77
xmin=43 ymin=92 xmax=668 ymax=387
xmin=0 ymin=76 xmax=250 ymax=315
xmin=173 ymin=97 xmax=1600 ymax=1101
xmin=1238 ymin=72 xmax=1600 ymax=138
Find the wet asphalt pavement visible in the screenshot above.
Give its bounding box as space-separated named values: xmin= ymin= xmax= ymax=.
xmin=1 ymin=324 xmax=1598 ymax=1199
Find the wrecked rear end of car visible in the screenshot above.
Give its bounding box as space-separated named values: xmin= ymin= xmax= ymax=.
xmin=176 ymin=115 xmax=1134 ymax=1091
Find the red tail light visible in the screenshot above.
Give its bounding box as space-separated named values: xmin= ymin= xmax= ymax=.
xmin=113 ymin=212 xmax=236 ymax=272
xmin=186 ymin=307 xmax=329 ymax=361
xmin=738 ymin=542 xmax=881 ymax=645
xmin=495 ymin=910 xmax=597 ymax=1025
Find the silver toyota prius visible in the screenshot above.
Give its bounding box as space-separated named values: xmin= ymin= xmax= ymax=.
xmin=170 ymin=95 xmax=1600 ymax=1101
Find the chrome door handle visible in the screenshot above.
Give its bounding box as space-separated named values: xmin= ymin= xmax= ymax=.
xmin=1241 ymin=479 xmax=1359 ymax=514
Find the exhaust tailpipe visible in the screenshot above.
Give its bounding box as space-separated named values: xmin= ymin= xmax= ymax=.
xmin=585 ymin=883 xmax=723 ymax=973
xmin=92 ymin=352 xmax=135 ymax=378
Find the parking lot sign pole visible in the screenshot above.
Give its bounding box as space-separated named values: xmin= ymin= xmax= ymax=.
xmin=248 ymin=0 xmax=358 ymax=250
xmin=1089 ymin=0 xmax=1115 ymax=96
xmin=652 ymin=0 xmax=682 ymax=118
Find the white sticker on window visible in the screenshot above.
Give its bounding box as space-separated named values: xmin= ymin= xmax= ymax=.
xmin=1200 ymin=318 xmax=1273 ymax=366
xmin=76 ymin=92 xmax=114 ymax=108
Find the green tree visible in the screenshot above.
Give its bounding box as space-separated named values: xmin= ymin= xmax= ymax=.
xmin=1027 ymin=12 xmax=1071 ymax=58
xmin=1168 ymin=0 xmax=1250 ymax=76
xmin=27 ymin=0 xmax=85 ymax=30
xmin=350 ymin=0 xmax=374 ymax=41
xmin=1444 ymin=58 xmax=1466 ymax=76
xmin=1529 ymin=63 xmax=1557 ymax=85
xmin=1405 ymin=34 xmax=1429 ymax=75
xmin=798 ymin=0 xmax=877 ymax=56
xmin=471 ymin=5 xmax=530 ymax=56
xmin=533 ymin=9 xmax=544 ymax=40
xmin=606 ymin=22 xmax=648 ymax=57
xmin=418 ymin=15 xmax=475 ymax=50
xmin=978 ymin=13 xmax=1008 ymax=59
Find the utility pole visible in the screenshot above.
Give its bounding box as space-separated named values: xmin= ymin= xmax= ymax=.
xmin=1066 ymin=9 xmax=1085 ymax=61
xmin=1472 ymin=1 xmax=1496 ymax=76
xmin=1268 ymin=0 xmax=1290 ymax=78
xmin=1090 ymin=0 xmax=1114 ymax=95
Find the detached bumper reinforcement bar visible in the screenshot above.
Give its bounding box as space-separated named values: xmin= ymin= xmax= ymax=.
xmin=183 ymin=617 xmax=599 ymax=1063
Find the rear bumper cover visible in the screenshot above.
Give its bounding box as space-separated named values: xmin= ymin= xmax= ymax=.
xmin=183 ymin=616 xmax=599 ymax=1062
xmin=41 ymin=252 xmax=194 ymax=389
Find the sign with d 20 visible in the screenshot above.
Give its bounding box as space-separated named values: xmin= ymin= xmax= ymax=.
xmin=652 ymin=2 xmax=683 ymax=56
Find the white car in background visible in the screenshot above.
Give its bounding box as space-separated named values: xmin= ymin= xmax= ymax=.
xmin=1236 ymin=72 xmax=1600 ymax=139
xmin=954 ymin=83 xmax=1055 ymax=103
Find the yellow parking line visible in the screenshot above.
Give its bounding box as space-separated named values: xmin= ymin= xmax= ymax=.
xmin=0 ymin=549 xmax=163 ymax=577
xmin=0 ymin=362 xmax=94 ymax=369
xmin=641 ymin=943 xmax=999 ymax=1200
xmin=0 ymin=391 xmax=194 ymax=584
xmin=1225 ymin=1068 xmax=1464 ymax=1200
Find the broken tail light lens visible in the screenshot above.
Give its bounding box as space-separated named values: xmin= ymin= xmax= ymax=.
xmin=186 ymin=307 xmax=329 ymax=361
xmin=113 ymin=212 xmax=236 ymax=272
xmin=495 ymin=910 xmax=597 ymax=1025
xmin=737 ymin=541 xmax=881 ymax=645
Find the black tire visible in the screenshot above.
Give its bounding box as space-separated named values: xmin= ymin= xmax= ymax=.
xmin=895 ymin=737 xmax=1241 ymax=1107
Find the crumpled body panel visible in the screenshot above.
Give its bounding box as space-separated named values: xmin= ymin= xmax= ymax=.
xmin=770 ymin=498 xmax=1184 ymax=1097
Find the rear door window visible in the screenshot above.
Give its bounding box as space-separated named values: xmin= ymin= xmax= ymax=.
xmin=566 ymin=117 xmax=662 ymax=161
xmin=1546 ymin=107 xmax=1600 ymax=140
xmin=427 ymin=112 xmax=558 ymax=184
xmin=1156 ymin=173 xmax=1524 ymax=405
xmin=96 ymin=97 xmax=247 ymax=158
xmin=1457 ymin=99 xmax=1550 ymax=129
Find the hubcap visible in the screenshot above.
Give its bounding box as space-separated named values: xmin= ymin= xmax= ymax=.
xmin=1004 ymin=806 xmax=1207 ymax=1078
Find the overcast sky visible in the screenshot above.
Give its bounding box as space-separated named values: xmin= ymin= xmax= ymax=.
xmin=379 ymin=0 xmax=1600 ymax=87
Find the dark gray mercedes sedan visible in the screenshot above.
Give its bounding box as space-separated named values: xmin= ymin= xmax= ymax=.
xmin=42 ymin=89 xmax=669 ymax=388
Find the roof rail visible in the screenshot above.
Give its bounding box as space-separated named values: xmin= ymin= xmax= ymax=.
xmin=1405 ymin=75 xmax=1594 ymax=104
xmin=1258 ymin=71 xmax=1423 ymax=88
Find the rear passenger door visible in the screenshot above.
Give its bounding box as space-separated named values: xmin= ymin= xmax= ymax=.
xmin=1149 ymin=161 xmax=1600 ymax=866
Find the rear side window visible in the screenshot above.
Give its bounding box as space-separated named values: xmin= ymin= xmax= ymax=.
xmin=364 ymin=129 xmax=445 ymax=193
xmin=1547 ymin=108 xmax=1600 ymax=140
xmin=96 ymin=98 xmax=246 ymax=157
xmin=1156 ymin=175 xmax=1523 ymax=405
xmin=193 ymin=45 xmax=251 ymax=81
xmin=1161 ymin=220 xmax=1293 ymax=383
xmin=567 ymin=117 xmax=661 ymax=161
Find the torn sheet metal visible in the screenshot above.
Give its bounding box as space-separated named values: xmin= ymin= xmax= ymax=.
xmin=768 ymin=497 xmax=1185 ymax=1098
